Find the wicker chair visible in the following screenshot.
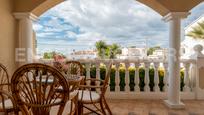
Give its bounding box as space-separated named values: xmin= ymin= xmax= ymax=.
xmin=62 ymin=61 xmax=84 ymax=115
xmin=78 ymin=62 xmax=112 ymax=115
xmin=61 ymin=61 xmax=84 ymax=79
xmin=0 ymin=63 xmax=10 ymax=91
xmin=11 ymin=63 xmax=74 ymax=115
xmin=0 ymin=63 xmax=18 ymax=114
xmin=0 ymin=90 xmax=18 ymax=114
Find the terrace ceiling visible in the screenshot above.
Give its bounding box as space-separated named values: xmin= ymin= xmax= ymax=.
xmin=13 ymin=0 xmax=203 ymax=16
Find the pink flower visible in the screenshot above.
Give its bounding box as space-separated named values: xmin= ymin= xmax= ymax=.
xmin=62 ymin=65 xmax=69 ymax=72
xmin=54 ymin=54 xmax=65 ymax=62
xmin=53 ymin=54 xmax=66 ymax=71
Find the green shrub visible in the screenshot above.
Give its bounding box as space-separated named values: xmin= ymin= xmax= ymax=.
xmin=82 ymin=65 xmax=184 ymax=92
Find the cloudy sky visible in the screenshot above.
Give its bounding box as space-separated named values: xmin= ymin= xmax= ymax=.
xmin=33 ymin=0 xmax=204 ymax=55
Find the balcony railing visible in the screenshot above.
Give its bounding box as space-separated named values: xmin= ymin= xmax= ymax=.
xmin=36 ymin=45 xmax=204 ymax=100
xmin=37 ymin=58 xmax=197 ymax=100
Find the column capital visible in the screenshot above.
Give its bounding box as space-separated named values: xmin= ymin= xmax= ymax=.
xmin=13 ymin=12 xmax=38 ymax=21
xmin=162 ymin=12 xmax=190 ymax=22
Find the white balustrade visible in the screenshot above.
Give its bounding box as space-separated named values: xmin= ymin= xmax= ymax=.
xmin=38 ymin=58 xmax=198 ymax=99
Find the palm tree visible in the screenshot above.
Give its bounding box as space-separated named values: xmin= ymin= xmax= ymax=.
xmin=186 ymin=21 xmax=204 ymax=39
xmin=108 ymin=43 xmax=122 ymax=59
xmin=95 ymin=40 xmax=108 ymax=59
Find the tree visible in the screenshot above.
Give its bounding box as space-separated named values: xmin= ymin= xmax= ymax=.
xmin=108 ymin=43 xmax=122 ymax=59
xmin=95 ymin=40 xmax=122 ymax=59
xmin=147 ymin=46 xmax=161 ymax=56
xmin=43 ymin=51 xmax=66 ymax=59
xmin=43 ymin=51 xmax=55 ymax=59
xmin=95 ymin=40 xmax=108 ymax=59
xmin=186 ymin=21 xmax=204 ymax=39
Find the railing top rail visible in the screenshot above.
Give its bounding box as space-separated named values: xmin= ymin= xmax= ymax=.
xmin=36 ymin=58 xmax=196 ymax=64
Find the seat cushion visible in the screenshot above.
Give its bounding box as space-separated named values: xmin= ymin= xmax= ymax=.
xmin=0 ymin=99 xmax=13 ymax=110
xmin=78 ymin=90 xmax=100 ymax=103
xmin=50 ymin=100 xmax=75 ymax=115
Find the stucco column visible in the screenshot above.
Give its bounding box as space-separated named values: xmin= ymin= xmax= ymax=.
xmin=14 ymin=13 xmax=38 ymax=66
xmin=163 ymin=12 xmax=189 ymax=109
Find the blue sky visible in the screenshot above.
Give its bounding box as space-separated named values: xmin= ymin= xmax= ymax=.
xmin=33 ymin=0 xmax=204 ymax=55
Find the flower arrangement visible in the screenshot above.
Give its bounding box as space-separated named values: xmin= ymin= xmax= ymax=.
xmin=53 ymin=54 xmax=68 ymax=72
xmin=53 ymin=54 xmax=80 ymax=79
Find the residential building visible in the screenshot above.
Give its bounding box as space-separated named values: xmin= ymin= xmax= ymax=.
xmin=181 ymin=14 xmax=204 ymax=58
xmin=118 ymin=47 xmax=147 ymax=59
xmin=148 ymin=49 xmax=168 ymax=60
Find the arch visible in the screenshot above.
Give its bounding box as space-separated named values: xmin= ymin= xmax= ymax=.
xmin=31 ymin=0 xmax=169 ymax=16
xmin=32 ymin=0 xmax=64 ymax=17
xmin=157 ymin=0 xmax=203 ymax=12
xmin=13 ymin=0 xmax=204 ymax=17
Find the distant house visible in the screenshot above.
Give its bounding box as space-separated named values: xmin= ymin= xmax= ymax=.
xmin=118 ymin=47 xmax=147 ymax=59
xmin=181 ymin=14 xmax=204 ymax=58
xmin=148 ymin=49 xmax=168 ymax=60
xmin=69 ymin=50 xmax=97 ymax=59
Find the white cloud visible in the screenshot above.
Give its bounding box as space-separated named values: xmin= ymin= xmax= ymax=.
xmin=65 ymin=31 xmax=77 ymax=38
xmin=33 ymin=23 xmax=43 ymax=31
xmin=45 ymin=0 xmax=167 ymax=46
xmin=36 ymin=32 xmax=56 ymax=38
xmin=34 ymin=0 xmax=204 ymax=54
xmin=76 ymin=32 xmax=107 ymax=44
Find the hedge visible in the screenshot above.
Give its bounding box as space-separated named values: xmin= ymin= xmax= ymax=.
xmin=82 ymin=65 xmax=185 ymax=92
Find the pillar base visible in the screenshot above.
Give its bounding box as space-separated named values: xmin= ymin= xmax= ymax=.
xmin=164 ymin=100 xmax=185 ymax=109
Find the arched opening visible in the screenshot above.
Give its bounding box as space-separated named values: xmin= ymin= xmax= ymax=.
xmin=30 ymin=0 xmax=171 ymax=60
xmin=31 ymin=0 xmax=169 ymax=17
xmin=9 ymin=0 xmax=202 ymax=111
xmin=33 ymin=0 xmax=169 ymax=60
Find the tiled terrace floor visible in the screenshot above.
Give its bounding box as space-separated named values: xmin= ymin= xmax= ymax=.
xmin=107 ymin=99 xmax=204 ymax=115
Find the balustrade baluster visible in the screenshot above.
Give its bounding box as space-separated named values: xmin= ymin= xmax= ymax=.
xmin=115 ymin=63 xmax=120 ymax=92
xmin=105 ymin=62 xmax=111 ymax=92
xmin=163 ymin=63 xmax=168 ymax=92
xmin=125 ymin=62 xmax=130 ymax=92
xmin=85 ymin=63 xmax=91 ymax=85
xmin=134 ymin=63 xmax=140 ymax=92
xmin=184 ymin=62 xmax=190 ymax=92
xmin=96 ymin=61 xmax=100 ymax=92
xmin=144 ymin=62 xmax=150 ymax=92
xmin=154 ymin=62 xmax=160 ymax=92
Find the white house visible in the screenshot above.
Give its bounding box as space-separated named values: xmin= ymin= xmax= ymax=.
xmin=148 ymin=49 xmax=168 ymax=60
xmin=181 ymin=14 xmax=204 ymax=58
xmin=69 ymin=50 xmax=97 ymax=59
xmin=118 ymin=47 xmax=147 ymax=59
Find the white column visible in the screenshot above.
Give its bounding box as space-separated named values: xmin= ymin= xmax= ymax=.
xmin=163 ymin=12 xmax=189 ymax=109
xmin=14 ymin=13 xmax=38 ymax=66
